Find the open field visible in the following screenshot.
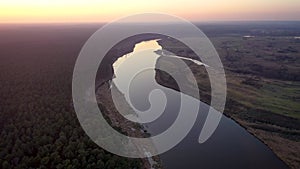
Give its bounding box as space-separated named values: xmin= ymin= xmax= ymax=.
xmin=154 ymin=24 xmax=300 ymax=168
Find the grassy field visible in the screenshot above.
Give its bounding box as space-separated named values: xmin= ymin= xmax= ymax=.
xmin=257 ymin=81 xmax=300 ymax=119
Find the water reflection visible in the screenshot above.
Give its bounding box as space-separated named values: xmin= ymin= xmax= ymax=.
xmin=111 ymin=40 xmax=288 ymax=169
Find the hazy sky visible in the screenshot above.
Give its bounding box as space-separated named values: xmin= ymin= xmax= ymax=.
xmin=0 ymin=0 xmax=299 ymax=23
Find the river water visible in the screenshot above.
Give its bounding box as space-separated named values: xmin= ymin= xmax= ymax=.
xmin=112 ymin=40 xmax=288 ymax=169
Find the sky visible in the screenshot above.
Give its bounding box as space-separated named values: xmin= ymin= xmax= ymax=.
xmin=0 ymin=0 xmax=300 ymax=23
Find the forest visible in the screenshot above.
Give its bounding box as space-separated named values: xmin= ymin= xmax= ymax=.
xmin=0 ymin=25 xmax=142 ymax=169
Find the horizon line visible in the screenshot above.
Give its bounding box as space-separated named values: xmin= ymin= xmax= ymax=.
xmin=1 ymin=19 xmax=300 ymax=25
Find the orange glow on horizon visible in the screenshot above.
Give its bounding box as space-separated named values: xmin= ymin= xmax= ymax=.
xmin=0 ymin=0 xmax=299 ymax=23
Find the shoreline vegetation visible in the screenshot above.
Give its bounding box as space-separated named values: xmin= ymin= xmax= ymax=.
xmin=96 ymin=82 xmax=162 ymax=169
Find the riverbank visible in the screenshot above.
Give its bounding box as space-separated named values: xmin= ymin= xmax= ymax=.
xmin=96 ymin=81 xmax=163 ymax=169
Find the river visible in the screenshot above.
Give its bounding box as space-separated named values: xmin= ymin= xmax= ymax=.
xmin=111 ymin=39 xmax=288 ymax=169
